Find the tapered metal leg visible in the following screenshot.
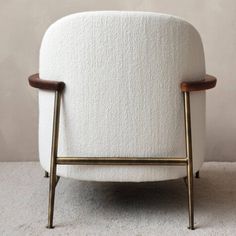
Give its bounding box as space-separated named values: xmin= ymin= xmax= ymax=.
xmin=44 ymin=171 xmax=49 ymax=178
xmin=184 ymin=92 xmax=194 ymax=230
xmin=47 ymin=91 xmax=61 ymax=229
xmin=195 ymin=171 xmax=200 ymax=178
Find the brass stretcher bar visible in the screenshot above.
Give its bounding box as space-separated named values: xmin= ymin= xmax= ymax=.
xmin=56 ymin=157 xmax=188 ymax=165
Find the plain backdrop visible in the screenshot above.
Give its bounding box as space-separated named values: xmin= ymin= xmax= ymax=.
xmin=0 ymin=0 xmax=235 ymax=161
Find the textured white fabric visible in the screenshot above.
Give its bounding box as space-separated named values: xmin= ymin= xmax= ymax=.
xmin=39 ymin=11 xmax=205 ymax=182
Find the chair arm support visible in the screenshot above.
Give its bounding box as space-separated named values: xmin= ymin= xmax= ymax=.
xmin=28 ymin=73 xmax=65 ymax=91
xmin=181 ymin=74 xmax=217 ymax=92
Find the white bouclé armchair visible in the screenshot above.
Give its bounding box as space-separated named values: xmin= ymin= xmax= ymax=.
xmin=29 ymin=11 xmax=216 ymax=229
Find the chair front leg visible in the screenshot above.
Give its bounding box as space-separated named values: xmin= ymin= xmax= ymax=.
xmin=183 ymin=91 xmax=195 ymax=230
xmin=47 ymin=91 xmax=62 ymax=229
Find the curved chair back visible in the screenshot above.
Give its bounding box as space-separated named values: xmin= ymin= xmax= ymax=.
xmin=39 ymin=11 xmax=205 ymax=173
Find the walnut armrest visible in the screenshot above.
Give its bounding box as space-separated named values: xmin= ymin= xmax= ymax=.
xmin=28 ymin=73 xmax=65 ymax=91
xmin=181 ymin=75 xmax=217 ymax=92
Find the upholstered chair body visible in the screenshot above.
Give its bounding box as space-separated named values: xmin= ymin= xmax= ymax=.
xmin=29 ymin=11 xmax=217 ymax=229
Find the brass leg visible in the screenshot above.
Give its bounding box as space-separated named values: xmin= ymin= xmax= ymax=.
xmin=47 ymin=91 xmax=61 ymax=229
xmin=195 ymin=171 xmax=200 ymax=178
xmin=184 ymin=92 xmax=194 ymax=230
xmin=44 ymin=171 xmax=49 ymax=178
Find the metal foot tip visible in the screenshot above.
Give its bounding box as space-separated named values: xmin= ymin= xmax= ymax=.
xmin=188 ymin=226 xmax=195 ymax=230
xmin=46 ymin=225 xmax=55 ymax=229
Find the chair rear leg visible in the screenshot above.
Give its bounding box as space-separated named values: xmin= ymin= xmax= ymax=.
xmin=195 ymin=171 xmax=200 ymax=178
xmin=183 ymin=176 xmax=188 ymax=187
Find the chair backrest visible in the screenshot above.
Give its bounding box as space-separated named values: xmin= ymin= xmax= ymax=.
xmin=39 ymin=11 xmax=205 ymax=160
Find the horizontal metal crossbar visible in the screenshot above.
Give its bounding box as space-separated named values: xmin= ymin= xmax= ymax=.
xmin=56 ymin=157 xmax=188 ymax=165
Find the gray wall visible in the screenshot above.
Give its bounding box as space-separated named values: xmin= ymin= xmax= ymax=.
xmin=0 ymin=0 xmax=235 ymax=161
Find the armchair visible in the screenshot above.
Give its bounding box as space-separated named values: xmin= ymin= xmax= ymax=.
xmin=29 ymin=11 xmax=216 ymax=230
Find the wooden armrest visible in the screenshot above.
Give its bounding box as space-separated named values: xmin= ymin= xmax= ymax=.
xmin=29 ymin=73 xmax=216 ymax=92
xmin=181 ymin=74 xmax=217 ymax=92
xmin=28 ymin=73 xmax=65 ymax=91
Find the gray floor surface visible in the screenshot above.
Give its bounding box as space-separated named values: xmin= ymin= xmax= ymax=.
xmin=0 ymin=162 xmax=236 ymax=236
